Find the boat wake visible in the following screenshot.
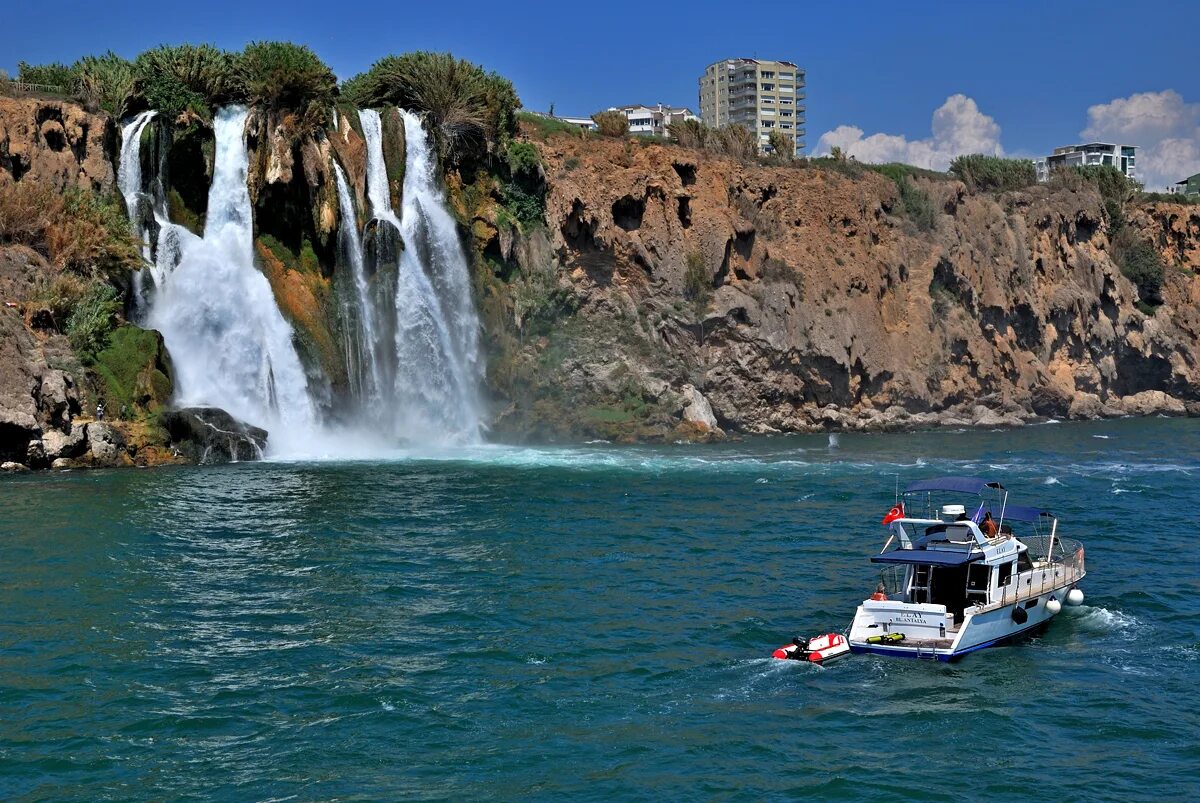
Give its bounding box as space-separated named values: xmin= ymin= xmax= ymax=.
xmin=1067 ymin=605 xmax=1141 ymax=635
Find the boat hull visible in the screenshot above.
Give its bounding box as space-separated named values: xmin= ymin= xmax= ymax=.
xmin=848 ymin=585 xmax=1076 ymax=661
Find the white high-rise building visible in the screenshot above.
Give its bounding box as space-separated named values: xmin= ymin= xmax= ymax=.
xmin=698 ymin=58 xmax=806 ymax=156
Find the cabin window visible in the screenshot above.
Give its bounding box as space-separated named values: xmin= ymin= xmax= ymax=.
xmin=997 ymin=562 xmax=1014 ymax=588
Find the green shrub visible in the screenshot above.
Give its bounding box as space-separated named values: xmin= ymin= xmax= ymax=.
xmin=949 ymin=154 xmax=1037 ymax=191
xmin=239 ymin=41 xmax=335 ymax=126
xmin=1117 ymin=237 xmax=1165 ymax=308
xmin=766 ymin=130 xmax=794 ymax=160
xmin=512 ymin=262 xmax=575 ymax=336
xmin=0 ymin=181 xmax=139 ymax=277
xmin=505 ymin=140 xmax=541 ymax=178
xmin=870 ymin=165 xmax=938 ymax=232
xmin=1072 ymin=165 xmax=1138 ymax=206
xmin=712 ymin=124 xmax=758 ymax=159
xmin=343 ymin=52 xmax=520 ymax=163
xmin=592 ymin=110 xmax=629 ymax=138
xmin=668 ymin=119 xmax=710 ymax=149
xmin=16 ymin=61 xmax=76 ymax=89
xmin=134 ymin=44 xmax=244 ymax=120
xmin=501 ymin=181 xmax=544 ymax=230
xmin=73 ymin=51 xmax=136 ymax=116
xmin=1140 ymin=191 xmax=1200 ymax=205
xmin=66 ymin=281 xmax=121 ymax=360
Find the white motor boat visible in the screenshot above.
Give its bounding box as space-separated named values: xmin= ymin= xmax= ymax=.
xmin=848 ymin=476 xmax=1086 ymax=661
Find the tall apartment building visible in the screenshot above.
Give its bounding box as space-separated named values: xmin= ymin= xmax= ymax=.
xmin=698 ymin=58 xmax=806 ymax=155
xmin=1034 ymin=143 xmax=1139 ymax=182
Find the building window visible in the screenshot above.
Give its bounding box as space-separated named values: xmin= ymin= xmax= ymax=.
xmin=761 ymin=83 xmax=774 ymax=91
xmin=761 ymin=97 xmax=774 ymax=104
xmin=762 ymin=120 xmax=775 ymax=128
xmin=779 ymin=98 xmax=792 ymax=105
xmin=761 ymin=71 xmax=775 ymax=78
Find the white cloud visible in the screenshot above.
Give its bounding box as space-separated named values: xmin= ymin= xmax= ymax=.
xmin=815 ymin=94 xmax=1002 ymax=170
xmin=1080 ymin=90 xmax=1200 ymax=190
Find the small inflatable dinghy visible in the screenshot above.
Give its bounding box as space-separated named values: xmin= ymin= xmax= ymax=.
xmin=772 ymin=632 xmax=850 ymax=663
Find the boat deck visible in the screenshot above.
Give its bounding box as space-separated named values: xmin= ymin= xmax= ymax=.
xmin=896 ymin=638 xmax=954 ymax=649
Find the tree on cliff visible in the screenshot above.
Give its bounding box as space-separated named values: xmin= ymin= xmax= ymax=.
xmin=341 ymin=52 xmax=519 ymax=165
xmin=592 ymin=110 xmax=629 ymax=138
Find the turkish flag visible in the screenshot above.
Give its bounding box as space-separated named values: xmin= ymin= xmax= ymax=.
xmin=882 ymin=503 xmax=904 ymax=525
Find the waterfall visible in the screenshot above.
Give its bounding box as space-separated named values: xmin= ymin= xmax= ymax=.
xmin=358 ymin=109 xmax=402 ymax=232
xmin=142 ymin=106 xmax=317 ymax=443
xmin=354 ymin=108 xmax=482 ymax=444
xmin=118 ymin=111 xmax=158 ymax=305
xmin=393 ymin=110 xmax=482 ymax=443
xmin=332 ymin=162 xmax=384 ymax=413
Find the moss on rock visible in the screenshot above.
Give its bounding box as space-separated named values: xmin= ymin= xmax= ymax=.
xmin=379 ymin=106 xmax=406 ymax=210
xmin=255 ymin=235 xmax=344 ymax=391
xmin=90 ymin=324 xmax=173 ymax=416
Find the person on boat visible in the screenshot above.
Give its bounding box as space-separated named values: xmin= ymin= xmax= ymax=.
xmin=981 ymin=512 xmax=999 ymax=538
xmin=870 ymin=583 xmax=888 ymax=601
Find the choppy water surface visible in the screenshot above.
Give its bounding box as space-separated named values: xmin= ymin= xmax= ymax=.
xmin=1 ymin=419 xmax=1197 ymax=799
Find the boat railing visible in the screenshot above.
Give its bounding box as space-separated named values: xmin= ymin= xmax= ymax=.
xmin=977 ymin=537 xmax=1085 ymax=613
xmin=1022 ymin=535 xmax=1083 ymax=564
xmin=876 ymin=565 xmax=907 ymax=598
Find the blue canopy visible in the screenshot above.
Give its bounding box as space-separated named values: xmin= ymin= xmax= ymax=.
xmin=1000 ymin=504 xmax=1052 ymax=522
xmin=871 ymin=549 xmax=983 ymax=567
xmin=905 ymin=476 xmax=1005 ymax=495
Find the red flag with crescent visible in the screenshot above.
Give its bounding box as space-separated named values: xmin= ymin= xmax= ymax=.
xmin=882 ymin=503 xmax=904 ymax=525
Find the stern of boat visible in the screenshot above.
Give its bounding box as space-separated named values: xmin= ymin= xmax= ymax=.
xmin=848 ymin=599 xmax=959 ymax=659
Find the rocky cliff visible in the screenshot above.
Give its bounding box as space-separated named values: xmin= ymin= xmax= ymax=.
xmin=2 ymin=93 xmax=1199 ymax=468
xmin=475 ymin=130 xmax=1200 ymax=440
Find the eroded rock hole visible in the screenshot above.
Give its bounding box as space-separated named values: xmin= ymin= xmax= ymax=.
xmin=612 ymin=195 xmax=644 ymax=231
xmin=673 ymin=162 xmax=696 ymax=186
xmin=677 ymin=196 xmax=692 ymax=228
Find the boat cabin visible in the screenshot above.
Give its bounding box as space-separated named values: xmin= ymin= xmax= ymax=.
xmin=870 ymin=477 xmax=1060 ymax=623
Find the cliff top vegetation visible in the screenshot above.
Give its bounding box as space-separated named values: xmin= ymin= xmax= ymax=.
xmin=9 ymin=45 xmax=519 ymax=166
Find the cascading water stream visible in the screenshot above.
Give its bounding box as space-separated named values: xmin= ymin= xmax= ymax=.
xmin=118 ymin=110 xmax=158 ymax=306
xmin=358 ymin=109 xmax=403 ymax=232
xmin=391 ymin=110 xmax=482 ymax=443
xmin=357 ymin=108 xmax=482 ymax=444
xmin=332 ymin=162 xmax=384 ymax=413
xmin=140 ymin=106 xmax=317 ymax=445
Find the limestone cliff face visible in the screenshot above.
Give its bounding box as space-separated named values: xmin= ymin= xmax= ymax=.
xmin=0 ymin=96 xmax=114 ymax=192
xmin=482 ymin=133 xmax=1200 ymax=439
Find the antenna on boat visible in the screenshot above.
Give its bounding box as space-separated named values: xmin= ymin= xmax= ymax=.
xmin=894 ymin=473 xmax=900 ymax=505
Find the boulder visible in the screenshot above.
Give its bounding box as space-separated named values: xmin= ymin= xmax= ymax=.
xmin=1115 ymin=391 xmax=1187 ymax=417
xmin=679 ymin=384 xmax=719 ymax=431
xmin=161 ymin=407 xmax=269 ymax=464
xmin=86 ymin=423 xmax=128 ymax=464
xmin=1 ymin=461 xmax=30 ymax=473
xmin=41 ymin=426 xmax=88 ymax=461
xmin=1067 ymin=393 xmax=1104 ymax=420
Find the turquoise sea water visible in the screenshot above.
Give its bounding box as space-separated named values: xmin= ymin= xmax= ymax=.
xmin=1 ymin=419 xmax=1198 ymax=800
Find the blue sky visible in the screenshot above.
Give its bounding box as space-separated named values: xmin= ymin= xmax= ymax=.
xmin=4 ymin=0 xmax=1198 ymax=186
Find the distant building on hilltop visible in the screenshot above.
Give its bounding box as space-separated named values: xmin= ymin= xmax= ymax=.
xmin=1034 ymin=143 xmax=1139 ymax=182
xmin=1169 ymin=172 xmax=1200 ymax=196
xmin=698 ymin=57 xmax=806 ymax=156
xmin=559 ymin=115 xmax=598 ymax=132
xmin=601 ymin=104 xmax=699 ymax=138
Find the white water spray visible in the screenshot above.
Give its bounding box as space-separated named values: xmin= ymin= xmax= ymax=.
xmin=143 ymin=106 xmax=317 ymax=443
